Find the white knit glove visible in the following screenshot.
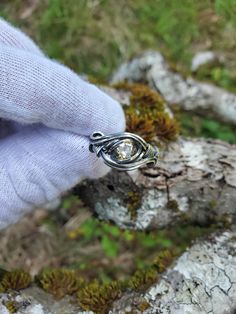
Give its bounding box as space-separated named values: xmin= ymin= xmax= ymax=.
xmin=0 ymin=18 xmax=125 ymax=229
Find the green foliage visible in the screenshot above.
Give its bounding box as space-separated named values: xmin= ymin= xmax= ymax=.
xmin=101 ymin=235 xmax=119 ymax=258
xmin=210 ymin=67 xmax=236 ymax=91
xmin=69 ymin=216 xmax=174 ymax=260
xmin=137 ymin=231 xmax=172 ymax=249
xmin=69 ymin=218 xmax=121 ymax=259
xmin=64 ymin=210 xmax=215 ymax=277
xmin=179 ymin=112 xmax=236 ymax=144
xmin=61 ymin=195 xmax=78 ymax=209
xmin=134 ymin=0 xmax=199 ymax=63
xmin=33 ymin=0 xmax=127 ymax=78
xmin=215 ymin=0 xmax=236 ymax=24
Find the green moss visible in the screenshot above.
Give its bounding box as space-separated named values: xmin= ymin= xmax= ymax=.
xmin=167 ymin=199 xmax=179 ymax=212
xmin=3 ymin=300 xmax=18 ymax=313
xmin=117 ymin=83 xmax=165 ymax=111
xmin=77 ymin=280 xmax=121 ymax=314
xmin=114 ymin=83 xmax=180 ymax=142
xmin=125 ymin=106 xmax=157 ymax=142
xmin=127 ymin=267 xmax=157 ymax=291
xmin=219 ymin=213 xmax=231 ymax=229
xmin=208 ymin=200 xmax=217 ymax=209
xmin=152 ymin=250 xmax=175 ymax=273
xmin=0 ymin=270 xmax=31 ymax=293
xmin=137 ymin=300 xmax=151 ymax=311
xmin=126 ymin=191 xmax=142 ymax=220
xmin=36 ymin=268 xmax=85 ymax=299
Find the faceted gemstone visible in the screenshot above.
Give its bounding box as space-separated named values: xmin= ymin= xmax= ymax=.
xmin=111 ymin=139 xmax=137 ymax=161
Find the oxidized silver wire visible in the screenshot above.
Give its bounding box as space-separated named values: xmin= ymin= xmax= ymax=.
xmin=89 ymin=131 xmax=159 ymax=171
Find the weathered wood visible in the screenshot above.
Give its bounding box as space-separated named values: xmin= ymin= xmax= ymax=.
xmin=112 ymin=51 xmax=236 ymax=126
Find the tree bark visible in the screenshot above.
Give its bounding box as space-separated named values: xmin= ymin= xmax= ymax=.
xmin=111 ymin=51 xmax=236 ymax=126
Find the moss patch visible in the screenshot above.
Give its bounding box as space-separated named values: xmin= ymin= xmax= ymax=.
xmin=36 ymin=268 xmax=85 ymax=299
xmin=127 ymin=267 xmax=157 ymax=291
xmin=126 ymin=191 xmax=142 ymax=220
xmin=3 ymin=300 xmax=19 ymax=313
xmin=153 ymin=250 xmax=175 ymax=273
xmin=0 ymin=249 xmax=176 ymax=313
xmin=127 ymin=249 xmax=175 ymax=292
xmin=77 ymin=280 xmax=122 ymax=314
xmin=0 ymin=270 xmax=31 ymax=293
xmin=167 ymin=199 xmax=179 ymax=212
xmin=114 ymin=83 xmax=180 ymax=142
xmin=137 ymin=300 xmax=151 ymax=311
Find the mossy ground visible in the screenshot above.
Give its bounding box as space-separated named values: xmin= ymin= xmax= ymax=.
xmin=0 ymin=1 xmax=235 ymax=312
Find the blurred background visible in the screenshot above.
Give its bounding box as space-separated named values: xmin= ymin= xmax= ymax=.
xmin=0 ymin=0 xmax=235 ymax=282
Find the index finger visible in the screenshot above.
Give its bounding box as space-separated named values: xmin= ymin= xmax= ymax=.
xmin=0 ymin=45 xmax=125 ymax=136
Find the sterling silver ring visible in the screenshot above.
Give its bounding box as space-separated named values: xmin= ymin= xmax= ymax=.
xmin=89 ymin=131 xmax=159 ymax=171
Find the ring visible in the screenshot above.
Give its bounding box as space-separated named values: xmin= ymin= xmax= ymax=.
xmin=89 ymin=131 xmax=159 ymax=171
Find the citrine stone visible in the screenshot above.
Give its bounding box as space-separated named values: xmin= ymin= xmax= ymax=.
xmin=111 ymin=139 xmax=137 ymax=161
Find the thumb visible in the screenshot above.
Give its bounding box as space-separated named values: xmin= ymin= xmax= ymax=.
xmin=0 ymin=124 xmax=110 ymax=230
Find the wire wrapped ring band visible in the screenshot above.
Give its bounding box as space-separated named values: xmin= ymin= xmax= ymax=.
xmin=89 ymin=131 xmax=159 ymax=171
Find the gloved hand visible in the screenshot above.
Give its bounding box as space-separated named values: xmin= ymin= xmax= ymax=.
xmin=0 ymin=18 xmax=125 ymax=229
